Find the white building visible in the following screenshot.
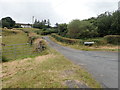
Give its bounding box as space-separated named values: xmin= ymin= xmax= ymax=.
xmin=16 ymin=23 xmax=32 ymax=28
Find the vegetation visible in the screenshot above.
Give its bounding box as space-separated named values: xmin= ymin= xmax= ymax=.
xmin=2 ymin=48 xmax=101 ymax=88
xmin=2 ymin=29 xmax=48 ymax=62
xmin=104 ymin=35 xmax=120 ymax=45
xmin=35 ymin=28 xmax=58 ymax=35
xmin=33 ymin=19 xmax=51 ymax=29
xmin=1 ymin=17 xmax=15 ymax=29
xmin=31 ymin=11 xmax=119 ymax=48
xmin=57 ymin=23 xmax=68 ymax=37
xmin=67 ymin=20 xmax=98 ymax=39
xmin=51 ymin=33 xmax=107 ymax=45
xmin=96 ymin=11 xmax=120 ymax=36
xmin=50 ymin=34 xmax=119 ymax=52
xmin=51 ymin=33 xmax=79 ymax=44
xmin=54 ymin=11 xmax=119 ymax=39
xmin=48 ymin=11 xmax=120 ymax=51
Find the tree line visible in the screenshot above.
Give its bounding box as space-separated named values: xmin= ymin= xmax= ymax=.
xmin=33 ymin=19 xmax=51 ymax=29
xmin=56 ymin=11 xmax=120 ymax=39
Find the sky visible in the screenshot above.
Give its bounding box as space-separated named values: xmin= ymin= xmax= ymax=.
xmin=0 ymin=0 xmax=119 ymax=26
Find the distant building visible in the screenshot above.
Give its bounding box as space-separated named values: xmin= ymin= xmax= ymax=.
xmin=16 ymin=23 xmax=32 ymax=28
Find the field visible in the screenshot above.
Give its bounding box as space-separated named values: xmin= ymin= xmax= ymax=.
xmin=2 ymin=29 xmax=48 ymax=61
xmin=50 ymin=36 xmax=119 ymax=52
xmin=2 ymin=48 xmax=101 ymax=88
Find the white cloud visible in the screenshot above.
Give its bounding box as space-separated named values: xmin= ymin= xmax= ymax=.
xmin=0 ymin=0 xmax=119 ymax=25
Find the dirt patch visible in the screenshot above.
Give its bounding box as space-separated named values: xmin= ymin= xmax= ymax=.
xmin=61 ymin=70 xmax=75 ymax=78
xmin=65 ymin=80 xmax=88 ymax=88
xmin=34 ymin=54 xmax=56 ymax=62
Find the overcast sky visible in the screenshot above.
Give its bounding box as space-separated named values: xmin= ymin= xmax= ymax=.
xmin=0 ymin=0 xmax=119 ymax=26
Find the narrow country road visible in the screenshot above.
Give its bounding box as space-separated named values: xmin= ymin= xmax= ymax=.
xmin=43 ymin=36 xmax=118 ymax=88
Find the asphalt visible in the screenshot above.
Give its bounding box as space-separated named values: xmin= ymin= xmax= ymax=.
xmin=43 ymin=36 xmax=118 ymax=88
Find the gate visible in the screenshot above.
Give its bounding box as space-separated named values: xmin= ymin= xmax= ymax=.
xmin=2 ymin=43 xmax=38 ymax=60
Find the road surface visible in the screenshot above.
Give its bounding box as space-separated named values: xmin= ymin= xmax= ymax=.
xmin=43 ymin=36 xmax=118 ymax=88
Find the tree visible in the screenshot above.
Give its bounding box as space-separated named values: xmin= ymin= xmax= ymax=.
xmin=96 ymin=12 xmax=113 ymax=36
xmin=1 ymin=17 xmax=15 ymax=28
xmin=67 ymin=19 xmax=98 ymax=38
xmin=58 ymin=23 xmax=67 ymax=37
xmin=55 ymin=23 xmax=59 ymax=28
xmin=110 ymin=11 xmax=120 ymax=35
xmin=33 ymin=19 xmax=51 ymax=29
xmin=96 ymin=11 xmax=120 ymax=36
xmin=67 ymin=19 xmax=81 ymax=38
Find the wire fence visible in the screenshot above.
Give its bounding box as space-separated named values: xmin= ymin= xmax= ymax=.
xmin=2 ymin=43 xmax=39 ymax=61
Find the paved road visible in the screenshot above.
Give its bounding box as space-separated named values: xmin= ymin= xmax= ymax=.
xmin=43 ymin=36 xmax=118 ymax=88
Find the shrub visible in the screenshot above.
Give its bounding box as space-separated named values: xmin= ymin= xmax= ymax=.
xmin=51 ymin=34 xmax=108 ymax=46
xmin=28 ymin=32 xmax=40 ymax=45
xmin=2 ymin=56 xmax=9 ymax=62
xmin=67 ymin=19 xmax=98 ymax=39
xmin=33 ymin=38 xmax=47 ymax=52
xmin=40 ymin=29 xmax=58 ymax=35
xmin=51 ymin=34 xmax=79 ymax=44
xmin=104 ymin=35 xmax=120 ymax=45
xmin=35 ymin=30 xmax=41 ymax=34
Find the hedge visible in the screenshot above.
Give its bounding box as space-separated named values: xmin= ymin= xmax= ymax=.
xmin=104 ymin=35 xmax=120 ymax=45
xmin=51 ymin=34 xmax=79 ymax=44
xmin=51 ymin=34 xmax=120 ymax=45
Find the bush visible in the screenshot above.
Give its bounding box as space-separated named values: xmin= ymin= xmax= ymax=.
xmin=35 ymin=28 xmax=57 ymax=35
xmin=104 ymin=35 xmax=120 ymax=45
xmin=51 ymin=34 xmax=108 ymax=46
xmin=51 ymin=34 xmax=79 ymax=44
xmin=2 ymin=56 xmax=9 ymax=62
xmin=41 ymin=29 xmax=58 ymax=35
xmin=28 ymin=32 xmax=40 ymax=45
xmin=33 ymin=38 xmax=47 ymax=52
xmin=67 ymin=19 xmax=98 ymax=39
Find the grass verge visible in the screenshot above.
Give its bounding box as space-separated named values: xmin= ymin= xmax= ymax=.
xmin=50 ymin=36 xmax=119 ymax=52
xmin=2 ymin=48 xmax=101 ymax=88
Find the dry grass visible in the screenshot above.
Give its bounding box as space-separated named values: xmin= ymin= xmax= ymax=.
xmin=2 ymin=54 xmax=55 ymax=79
xmin=2 ymin=49 xmax=101 ymax=88
xmin=28 ymin=32 xmax=39 ymax=37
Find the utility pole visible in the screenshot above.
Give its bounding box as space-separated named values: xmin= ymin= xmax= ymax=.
xmin=32 ymin=16 xmax=34 ymax=28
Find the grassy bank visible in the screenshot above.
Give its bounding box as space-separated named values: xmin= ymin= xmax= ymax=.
xmin=2 ymin=48 xmax=101 ymax=88
xmin=50 ymin=35 xmax=119 ymax=52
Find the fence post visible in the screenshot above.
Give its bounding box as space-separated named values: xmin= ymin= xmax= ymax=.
xmin=13 ymin=45 xmax=16 ymax=59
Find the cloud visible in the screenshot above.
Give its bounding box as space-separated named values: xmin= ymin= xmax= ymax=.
xmin=0 ymin=0 xmax=119 ymax=25
xmin=0 ymin=1 xmax=59 ymax=24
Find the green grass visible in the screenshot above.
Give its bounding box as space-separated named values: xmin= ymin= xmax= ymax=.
xmin=2 ymin=29 xmax=48 ymax=61
xmin=15 ymin=28 xmax=41 ymax=33
xmin=2 ymin=48 xmax=101 ymax=88
xmin=50 ymin=36 xmax=119 ymax=52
